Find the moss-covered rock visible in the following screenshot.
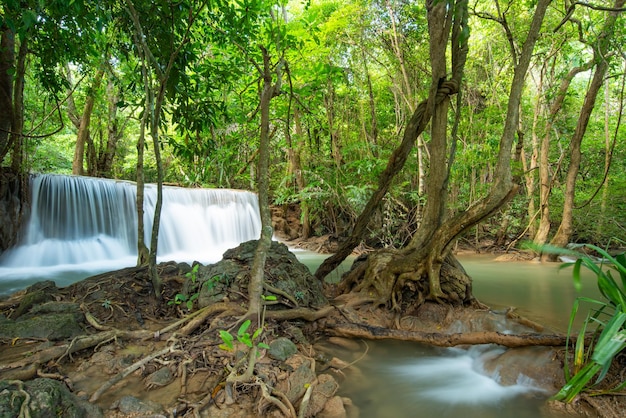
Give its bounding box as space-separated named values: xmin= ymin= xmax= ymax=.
xmin=0 ymin=378 xmax=103 ymax=418
xmin=195 ymin=240 xmax=328 ymax=309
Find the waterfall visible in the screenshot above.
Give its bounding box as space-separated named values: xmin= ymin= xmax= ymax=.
xmin=0 ymin=174 xmax=261 ymax=294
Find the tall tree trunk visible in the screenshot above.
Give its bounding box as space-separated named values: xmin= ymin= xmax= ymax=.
xmin=9 ymin=34 xmax=27 ymax=172
xmin=148 ymin=80 xmax=165 ymax=299
xmin=0 ymin=24 xmax=15 ymax=162
xmin=284 ymin=64 xmax=310 ymax=238
xmin=549 ymin=0 xmax=625 ymax=256
xmin=72 ymin=68 xmax=104 ymax=175
xmin=325 ymin=75 xmax=341 ymax=168
xmin=135 ymin=57 xmax=150 ymax=267
xmin=247 ymin=46 xmax=277 ymax=321
xmin=533 ymin=60 xmax=592 ymax=248
xmin=99 ymin=75 xmax=123 ymax=177
xmin=293 ymin=107 xmax=310 ymax=238
xmin=524 ymin=69 xmax=543 ymax=239
xmin=360 ymin=44 xmax=378 ymax=153
xmin=314 ymin=0 xmax=468 ymax=281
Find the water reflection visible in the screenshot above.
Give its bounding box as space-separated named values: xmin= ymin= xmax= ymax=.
xmin=461 ymin=255 xmax=602 ymax=332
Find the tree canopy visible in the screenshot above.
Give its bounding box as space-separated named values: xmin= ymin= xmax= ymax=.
xmin=2 ymin=0 xmax=625 ymax=254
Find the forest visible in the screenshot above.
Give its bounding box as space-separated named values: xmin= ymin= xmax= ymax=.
xmin=1 ymin=0 xmax=626 ymax=417
xmin=1 ymin=0 xmax=624 ymax=254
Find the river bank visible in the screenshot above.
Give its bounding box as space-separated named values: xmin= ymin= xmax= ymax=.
xmin=2 ymin=238 xmax=625 ymax=417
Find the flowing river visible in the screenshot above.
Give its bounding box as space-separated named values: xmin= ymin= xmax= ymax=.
xmin=306 ymin=254 xmax=600 ymax=418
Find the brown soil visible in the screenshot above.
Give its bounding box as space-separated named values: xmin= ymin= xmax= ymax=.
xmin=1 ymin=245 xmax=625 ymax=417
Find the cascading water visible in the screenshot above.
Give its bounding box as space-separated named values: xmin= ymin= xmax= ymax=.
xmin=0 ymin=174 xmax=261 ymax=295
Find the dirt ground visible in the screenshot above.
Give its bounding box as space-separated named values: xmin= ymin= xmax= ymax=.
xmin=1 ymin=204 xmax=625 ymax=418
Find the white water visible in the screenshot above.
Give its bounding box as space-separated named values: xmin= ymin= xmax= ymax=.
xmin=0 ymin=174 xmax=261 ymax=294
xmin=334 ymin=340 xmax=558 ymax=418
xmin=390 ymin=345 xmax=544 ymax=404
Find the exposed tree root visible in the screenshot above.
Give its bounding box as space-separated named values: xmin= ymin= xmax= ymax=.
xmin=6 ymin=380 xmax=31 ymax=418
xmin=176 ymin=302 xmax=245 ymax=336
xmin=505 ymin=307 xmax=545 ymax=332
xmin=89 ymin=344 xmax=179 ymax=402
xmin=258 ymin=377 xmax=295 ymax=418
xmin=0 ymin=329 xmax=151 ymax=374
xmin=326 ymin=322 xmax=574 ymax=348
xmin=265 ymin=305 xmax=335 ymax=321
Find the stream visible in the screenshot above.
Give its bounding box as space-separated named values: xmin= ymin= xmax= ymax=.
xmin=306 ymin=254 xmax=600 ymax=418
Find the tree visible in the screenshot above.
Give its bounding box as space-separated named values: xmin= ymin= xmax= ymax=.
xmin=122 ymin=0 xmax=210 ymax=297
xmin=69 ymin=67 xmax=104 ymax=175
xmin=548 ymin=0 xmax=626 ymax=257
xmin=317 ymin=0 xmax=551 ymax=311
xmin=0 ymin=1 xmax=105 ymax=170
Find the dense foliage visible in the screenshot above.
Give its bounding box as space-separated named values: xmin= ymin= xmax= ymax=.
xmin=1 ymin=0 xmax=625 ymax=249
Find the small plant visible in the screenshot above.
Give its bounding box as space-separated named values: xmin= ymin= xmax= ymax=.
xmin=205 ymin=274 xmax=223 ymax=292
xmin=219 ymin=319 xmax=270 ymax=352
xmin=185 ymin=264 xmax=200 ymax=284
xmin=168 ymin=264 xmax=208 ymax=311
xmin=168 ymin=292 xmax=199 ymax=310
xmin=101 ymin=299 xmax=112 ymax=310
xmin=548 ymin=243 xmax=626 ymax=402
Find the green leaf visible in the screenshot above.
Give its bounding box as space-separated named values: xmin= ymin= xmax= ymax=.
xmin=238 ymin=334 xmax=252 ymax=348
xmin=219 ymin=330 xmax=234 ymax=350
xmin=238 ymin=320 xmax=251 ymax=337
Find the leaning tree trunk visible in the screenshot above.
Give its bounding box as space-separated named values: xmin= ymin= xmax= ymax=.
xmin=72 ymin=68 xmax=104 ymax=176
xmin=548 ymin=0 xmax=624 ymax=258
xmin=533 ymin=60 xmax=592 ymax=249
xmin=314 ymin=1 xmax=463 ymax=282
xmin=338 ymin=0 xmax=551 ymax=313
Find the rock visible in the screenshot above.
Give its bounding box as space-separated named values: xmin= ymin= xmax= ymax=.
xmin=0 ymin=169 xmax=24 ymax=252
xmin=0 ymin=378 xmax=103 ymax=418
xmin=277 ymin=356 xmax=316 ymax=404
xmin=306 ymin=374 xmax=339 ymax=417
xmin=316 ymin=396 xmax=347 ymax=418
xmin=111 ymin=395 xmax=164 ymax=415
xmin=196 ymin=240 xmax=328 ymax=309
xmin=143 ymin=367 xmax=174 ymax=390
xmin=0 ymin=312 xmax=84 ymax=340
xmin=29 ymin=301 xmax=81 ymax=316
xmin=268 ymin=337 xmax=298 ymax=361
xmin=11 ymin=281 xmax=58 ymax=319
xmin=480 ymin=346 xmax=563 ymax=393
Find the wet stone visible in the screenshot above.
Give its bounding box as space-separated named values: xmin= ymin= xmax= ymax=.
xmin=268 ymin=337 xmax=298 ymax=361
xmin=143 ymin=367 xmax=174 ymax=390
xmin=111 ymin=395 xmax=164 ymax=415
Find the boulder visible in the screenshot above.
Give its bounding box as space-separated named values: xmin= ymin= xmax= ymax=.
xmin=0 ymin=378 xmax=103 ymax=418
